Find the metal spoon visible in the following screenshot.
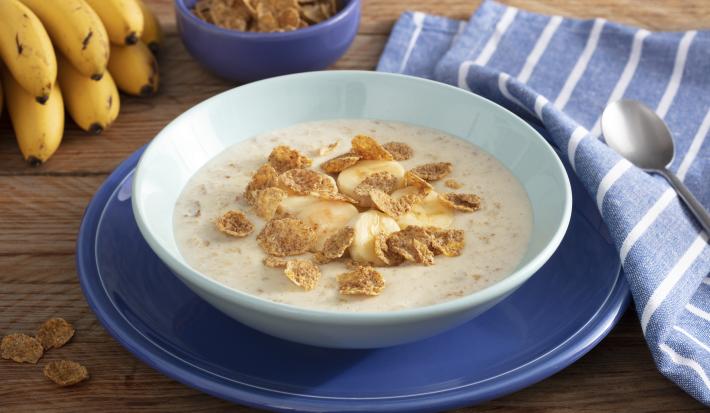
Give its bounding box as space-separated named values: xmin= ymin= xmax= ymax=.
xmin=601 ymin=100 xmax=710 ymax=234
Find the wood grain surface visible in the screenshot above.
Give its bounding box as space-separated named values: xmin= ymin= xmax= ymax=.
xmin=0 ymin=1 xmax=708 ymax=411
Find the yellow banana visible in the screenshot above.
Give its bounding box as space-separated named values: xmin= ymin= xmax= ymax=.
xmin=1 ymin=69 xmax=64 ymax=165
xmin=0 ymin=0 xmax=56 ymax=103
xmin=84 ymin=0 xmax=144 ymax=46
xmin=137 ymin=0 xmax=162 ymax=54
xmin=57 ymin=54 xmax=119 ymax=134
xmin=107 ymin=41 xmax=158 ymax=96
xmin=19 ymin=0 xmax=110 ymax=80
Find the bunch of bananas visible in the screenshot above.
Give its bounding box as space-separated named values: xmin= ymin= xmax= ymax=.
xmin=0 ymin=0 xmax=163 ymax=165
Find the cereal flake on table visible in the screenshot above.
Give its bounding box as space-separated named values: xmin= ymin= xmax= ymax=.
xmin=43 ymin=360 xmax=89 ymax=387
xmin=216 ymin=210 xmax=255 ymax=237
xmin=36 ymin=318 xmax=75 ymax=350
xmin=1 ymin=333 xmax=43 ymax=364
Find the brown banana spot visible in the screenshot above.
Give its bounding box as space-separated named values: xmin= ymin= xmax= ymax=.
xmin=15 ymin=34 xmax=22 ymax=55
xmin=82 ymin=30 xmax=93 ymax=50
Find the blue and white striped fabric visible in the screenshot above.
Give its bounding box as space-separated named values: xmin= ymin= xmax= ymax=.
xmin=377 ymin=0 xmax=710 ymax=405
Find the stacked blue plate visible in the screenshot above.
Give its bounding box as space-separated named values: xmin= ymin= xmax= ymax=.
xmin=77 ymin=147 xmax=628 ymax=412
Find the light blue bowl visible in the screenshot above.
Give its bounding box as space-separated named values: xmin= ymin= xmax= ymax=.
xmin=132 ymin=71 xmax=572 ymax=349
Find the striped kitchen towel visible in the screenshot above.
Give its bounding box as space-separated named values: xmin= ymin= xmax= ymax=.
xmin=377 ymin=0 xmax=710 ymax=405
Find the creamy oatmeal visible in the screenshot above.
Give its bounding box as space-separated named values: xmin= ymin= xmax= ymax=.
xmin=174 ymin=119 xmax=533 ymax=312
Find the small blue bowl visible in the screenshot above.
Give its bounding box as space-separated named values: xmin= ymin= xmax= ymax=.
xmin=175 ymin=0 xmax=361 ymax=83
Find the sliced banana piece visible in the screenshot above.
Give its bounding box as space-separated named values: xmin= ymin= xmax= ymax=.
xmin=348 ymin=210 xmax=401 ymax=266
xmin=280 ymin=196 xmax=359 ymax=250
xmin=391 ymin=187 xmax=454 ymax=229
xmin=337 ymin=160 xmax=405 ymax=200
xmin=278 ymin=195 xmax=320 ymax=215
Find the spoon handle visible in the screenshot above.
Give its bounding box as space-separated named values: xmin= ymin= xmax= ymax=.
xmin=661 ymin=168 xmax=710 ymax=235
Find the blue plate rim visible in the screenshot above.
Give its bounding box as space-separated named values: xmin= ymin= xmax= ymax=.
xmin=76 ymin=147 xmax=630 ymax=412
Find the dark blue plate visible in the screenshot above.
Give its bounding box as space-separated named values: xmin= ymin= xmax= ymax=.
xmin=77 ymin=147 xmax=629 ymax=412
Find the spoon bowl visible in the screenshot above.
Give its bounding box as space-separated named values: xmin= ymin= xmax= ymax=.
xmin=601 ymin=100 xmax=710 ymax=234
xmin=601 ymin=100 xmax=674 ymax=170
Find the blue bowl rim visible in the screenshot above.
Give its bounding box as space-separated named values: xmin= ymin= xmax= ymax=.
xmin=132 ymin=70 xmax=573 ymax=325
xmin=175 ymin=0 xmax=361 ymax=41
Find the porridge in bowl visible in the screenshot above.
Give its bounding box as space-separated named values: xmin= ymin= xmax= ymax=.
xmin=173 ymin=119 xmax=532 ymax=311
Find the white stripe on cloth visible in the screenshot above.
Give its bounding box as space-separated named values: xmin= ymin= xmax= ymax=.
xmin=620 ymin=188 xmax=676 ymax=263
xmin=498 ymin=73 xmax=525 ymax=108
xmin=567 ymin=126 xmax=589 ymax=171
xmin=398 ymin=12 xmax=426 ymax=73
xmin=641 ymin=233 xmax=709 ymax=334
xmin=554 ymin=18 xmax=606 ymax=110
xmin=703 ymin=278 xmax=710 ymax=287
xmin=620 ymin=31 xmax=697 ymax=258
xmin=596 ymin=159 xmax=632 ymax=210
xmin=534 ymin=95 xmax=548 ymax=120
xmin=674 ymin=326 xmax=710 ymax=354
xmin=590 ymin=29 xmax=651 ymax=139
xmin=659 ymin=343 xmax=710 ymax=391
xmin=517 ymin=16 xmax=563 ymax=83
xmin=454 ymin=20 xmax=467 ymax=40
xmin=458 ymin=7 xmax=518 ymax=90
xmin=447 ymin=21 xmax=468 ymax=53
xmin=656 ymin=31 xmax=697 ymax=118
xmin=677 ymin=109 xmax=710 ymax=181
xmin=474 ymin=7 xmax=518 ymax=66
xmin=498 ymin=73 xmax=535 ymax=116
xmin=687 ymin=303 xmax=710 ymax=322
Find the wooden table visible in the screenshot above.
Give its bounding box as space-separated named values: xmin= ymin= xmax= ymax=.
xmin=1 ymin=1 xmax=707 ymax=411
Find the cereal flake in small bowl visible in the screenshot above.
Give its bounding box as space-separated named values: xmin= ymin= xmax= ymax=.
xmin=175 ymin=0 xmax=360 ymax=82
